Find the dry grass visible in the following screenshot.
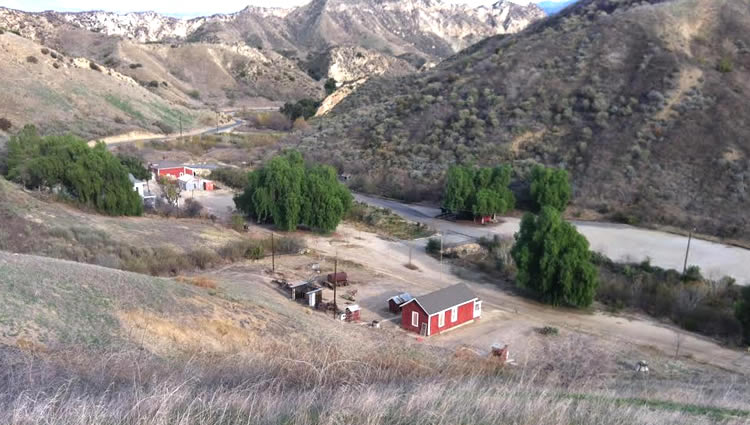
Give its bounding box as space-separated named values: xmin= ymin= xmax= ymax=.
xmin=176 ymin=275 xmax=219 ymax=289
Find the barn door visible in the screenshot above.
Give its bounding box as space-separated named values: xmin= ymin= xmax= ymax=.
xmin=420 ymin=323 xmax=428 ymax=337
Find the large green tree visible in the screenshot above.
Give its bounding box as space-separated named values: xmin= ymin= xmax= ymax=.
xmin=530 ymin=165 xmax=571 ymax=212
xmin=511 ymin=207 xmax=598 ymax=308
xmin=5 ymin=125 xmax=142 ymax=216
xmin=443 ymin=165 xmax=515 ymax=216
xmin=118 ymin=154 xmax=151 ymax=180
xmin=235 ymin=150 xmax=351 ymax=232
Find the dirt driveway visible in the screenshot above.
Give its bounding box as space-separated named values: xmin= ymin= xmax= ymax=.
xmin=306 ymin=223 xmax=750 ymax=374
xmin=187 ymin=189 xmax=238 ymax=221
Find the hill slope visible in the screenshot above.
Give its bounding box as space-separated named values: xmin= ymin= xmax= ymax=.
xmin=300 ymin=0 xmax=750 ymax=242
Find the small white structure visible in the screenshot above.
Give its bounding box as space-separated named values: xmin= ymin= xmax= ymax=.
xmin=129 ymin=173 xmax=155 ymax=202
xmin=635 ymin=360 xmax=649 ymax=373
xmin=178 ymin=174 xmax=199 ymax=191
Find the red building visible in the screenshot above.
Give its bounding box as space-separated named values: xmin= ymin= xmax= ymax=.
xmin=401 ymin=283 xmax=481 ymax=337
xmin=149 ymin=161 xmax=195 ymax=180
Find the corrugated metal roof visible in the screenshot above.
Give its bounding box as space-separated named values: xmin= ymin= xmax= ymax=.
xmin=409 ymin=283 xmax=477 ymax=316
xmin=151 ymin=161 xmax=185 ymax=169
xmin=388 ymin=293 xmax=413 ymax=305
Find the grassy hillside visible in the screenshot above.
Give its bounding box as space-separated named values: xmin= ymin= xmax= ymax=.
xmin=0 ymin=31 xmax=206 ymax=140
xmin=300 ymin=0 xmax=750 ymax=242
xmin=1 ymin=250 xmax=749 ymax=424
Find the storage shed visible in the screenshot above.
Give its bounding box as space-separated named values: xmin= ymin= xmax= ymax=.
xmin=401 ymin=283 xmax=481 ymax=337
xmin=344 ymin=305 xmax=361 ymax=322
xmin=326 ymin=272 xmax=348 ymax=287
xmin=388 ymin=293 xmax=414 ymax=313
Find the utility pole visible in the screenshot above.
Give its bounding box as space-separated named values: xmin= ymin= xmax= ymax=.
xmin=682 ymin=228 xmax=694 ymax=275
xmin=179 ymin=115 xmax=182 ymax=138
xmin=332 ymin=254 xmax=338 ymax=319
xmin=408 ymin=245 xmax=413 ymax=268
xmin=271 ymin=232 xmax=275 ymax=272
xmin=216 ymin=111 xmax=219 ymax=133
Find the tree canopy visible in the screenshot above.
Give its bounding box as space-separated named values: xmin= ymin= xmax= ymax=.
xmin=118 ymin=154 xmax=151 ymax=180
xmin=280 ymin=99 xmax=321 ymax=121
xmin=511 ymin=207 xmax=598 ymax=308
xmin=530 ymin=165 xmax=571 ymax=212
xmin=5 ymin=125 xmax=143 ymax=216
xmin=442 ymin=165 xmax=515 ymax=216
xmin=324 ymin=78 xmax=337 ymax=95
xmin=234 ymin=150 xmax=352 ymax=233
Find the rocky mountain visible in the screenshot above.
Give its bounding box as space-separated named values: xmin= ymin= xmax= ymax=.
xmin=297 ymin=0 xmax=750 ymax=243
xmin=0 ymin=0 xmax=545 ymax=61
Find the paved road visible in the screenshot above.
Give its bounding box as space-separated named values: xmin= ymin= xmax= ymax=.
xmin=354 ymin=193 xmax=750 ymax=283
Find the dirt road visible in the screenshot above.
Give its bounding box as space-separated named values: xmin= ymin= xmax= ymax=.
xmin=307 ymin=223 xmax=750 ymax=373
xmin=355 ymin=194 xmax=750 ymax=283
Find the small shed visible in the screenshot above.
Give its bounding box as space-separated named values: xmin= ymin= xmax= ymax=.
xmin=178 ymin=174 xmax=199 ymax=191
xmin=287 ymin=281 xmax=313 ymax=300
xmin=344 ymin=305 xmax=361 ymax=322
xmin=388 ymin=293 xmax=414 ymax=313
xmin=326 ymin=272 xmax=348 ymax=287
xmin=305 ymin=287 xmax=323 ymax=308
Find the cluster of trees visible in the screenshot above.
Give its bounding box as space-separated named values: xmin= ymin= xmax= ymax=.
xmin=5 ymin=125 xmax=142 ymax=216
xmin=280 ymin=99 xmax=321 ymax=121
xmin=234 ymin=150 xmax=352 ymax=233
xmin=117 ymin=154 xmax=150 ymax=180
xmin=442 ymin=165 xmax=515 ymax=217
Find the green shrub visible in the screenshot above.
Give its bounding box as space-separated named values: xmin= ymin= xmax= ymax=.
xmin=40 ymin=47 xmax=49 ymax=55
xmin=530 ymin=165 xmax=571 ymax=212
xmin=89 ymin=62 xmax=101 ymax=72
xmin=325 ymin=78 xmax=337 ymax=95
xmin=26 ymin=56 xmax=38 ymax=64
xmin=280 ymin=99 xmax=321 ymax=120
xmin=189 ymin=248 xmax=220 ymax=269
xmin=188 ymin=89 xmax=201 ymax=99
xmin=737 ymin=286 xmax=750 ymax=344
xmin=210 ymin=167 xmax=248 ymax=190
xmin=538 ymin=326 xmax=559 ymax=336
xmin=512 ymin=207 xmax=598 ymax=308
xmin=682 ymin=265 xmax=703 ymax=282
xmin=717 ymin=57 xmax=734 ymax=73
xmin=129 ymin=63 xmax=143 ymax=69
xmin=426 ymin=237 xmax=442 ymax=255
xmin=117 ymin=154 xmax=150 ymax=180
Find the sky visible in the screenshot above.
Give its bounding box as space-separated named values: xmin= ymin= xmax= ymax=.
xmin=0 ymin=0 xmax=571 ymax=17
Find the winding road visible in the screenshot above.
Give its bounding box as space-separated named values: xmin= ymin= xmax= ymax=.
xmin=354 ymin=193 xmax=750 ymax=283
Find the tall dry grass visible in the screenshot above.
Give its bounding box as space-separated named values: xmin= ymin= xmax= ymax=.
xmin=1 ymin=332 xmax=749 ymax=425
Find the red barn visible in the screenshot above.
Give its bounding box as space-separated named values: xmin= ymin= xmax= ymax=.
xmin=401 ymin=283 xmax=481 ymax=337
xmin=149 ymin=161 xmax=195 ymax=180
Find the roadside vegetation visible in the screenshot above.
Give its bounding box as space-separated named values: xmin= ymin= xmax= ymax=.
xmin=442 ymin=164 xmax=515 ymax=217
xmin=235 ymin=150 xmax=352 ymax=233
xmin=4 ymin=125 xmax=142 ymax=216
xmin=210 ymin=167 xmax=248 ymax=190
xmin=345 ymin=202 xmax=435 ymax=240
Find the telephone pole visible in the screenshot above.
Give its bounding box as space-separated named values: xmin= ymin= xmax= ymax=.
xmin=682 ymin=228 xmax=695 ymax=275
xmin=179 ymin=115 xmax=183 ymax=138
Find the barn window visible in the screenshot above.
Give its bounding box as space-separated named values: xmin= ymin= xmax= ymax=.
xmin=438 ymin=311 xmax=445 ymax=327
xmin=411 ymin=311 xmax=419 ymax=327
xmin=451 ymin=306 xmax=458 ymax=322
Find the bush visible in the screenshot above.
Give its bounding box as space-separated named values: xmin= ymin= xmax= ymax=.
xmin=89 ymin=62 xmax=101 ymax=72
xmin=188 ymin=89 xmax=201 ymax=99
xmin=280 ymin=99 xmax=321 ymax=121
xmin=737 ymin=286 xmax=750 ymax=344
xmin=210 ymin=167 xmax=248 ymax=190
xmin=682 ymin=265 xmax=703 ymax=282
xmin=231 ymin=213 xmax=246 ymax=232
xmin=5 ymin=125 xmax=143 ymax=216
xmin=189 ymin=248 xmax=220 ymax=269
xmin=40 ymin=47 xmax=49 ymax=55
xmin=154 ymin=121 xmax=174 ymax=135
xmin=183 ymin=198 xmax=204 ymax=218
xmin=0 ymin=117 xmax=11 ymax=131
xmin=148 ymin=80 xmax=159 ymax=88
xmin=426 ymin=238 xmax=442 ymax=255
xmin=530 ymin=165 xmax=571 ymax=212
xmin=717 ymin=57 xmax=734 ymax=73
xmin=325 ymin=78 xmax=337 ymax=95
xmin=26 ymin=56 xmax=38 ymax=64
xmin=538 ymin=326 xmax=559 ymax=336
xmin=52 ymin=62 xmax=61 ymax=69
xmin=512 ymin=207 xmax=598 ymax=308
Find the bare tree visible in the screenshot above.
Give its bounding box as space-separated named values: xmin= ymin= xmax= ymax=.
xmin=159 ymin=177 xmax=181 ymax=206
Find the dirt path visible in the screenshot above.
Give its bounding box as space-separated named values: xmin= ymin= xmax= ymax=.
xmin=306 ymin=223 xmax=750 ymax=374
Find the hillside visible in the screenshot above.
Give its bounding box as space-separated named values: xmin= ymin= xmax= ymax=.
xmin=2 ymin=0 xmax=545 ymax=61
xmin=299 ymin=0 xmax=750 ymax=242
xmin=0 ymin=31 xmax=210 ymax=140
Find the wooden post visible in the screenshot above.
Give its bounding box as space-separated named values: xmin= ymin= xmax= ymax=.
xmin=333 ymin=255 xmax=338 ymax=318
xmin=271 ymin=232 xmax=275 ymax=272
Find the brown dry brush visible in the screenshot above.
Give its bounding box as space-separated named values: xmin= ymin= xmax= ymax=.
xmin=1 ymin=338 xmax=748 ymax=425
